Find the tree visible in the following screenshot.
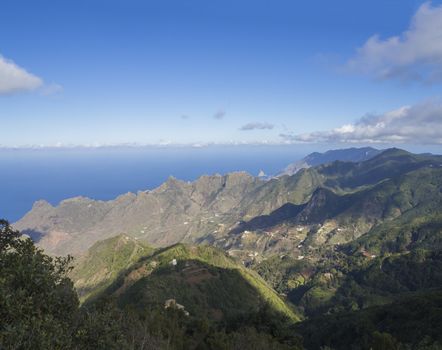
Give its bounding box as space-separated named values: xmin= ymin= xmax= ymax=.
xmin=370 ymin=332 xmax=400 ymax=350
xmin=0 ymin=220 xmax=79 ymax=349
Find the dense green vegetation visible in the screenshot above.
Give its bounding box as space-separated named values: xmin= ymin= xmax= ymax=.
xmin=297 ymin=291 xmax=442 ymax=349
xmin=70 ymin=234 xmax=153 ymax=301
xmin=0 ymin=219 xmax=78 ymax=349
xmin=83 ymin=242 xmax=299 ymax=322
xmin=0 ymin=220 xmax=302 ymax=349
xmin=246 ymin=150 xmax=442 ymax=348
xmin=251 ymin=243 xmax=442 ymax=348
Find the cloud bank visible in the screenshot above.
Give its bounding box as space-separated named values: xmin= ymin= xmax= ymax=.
xmin=281 ymin=100 xmax=442 ymax=144
xmin=348 ymin=2 xmax=442 ymax=83
xmin=239 ymin=122 xmax=274 ymax=131
xmin=0 ymin=55 xmax=43 ymax=94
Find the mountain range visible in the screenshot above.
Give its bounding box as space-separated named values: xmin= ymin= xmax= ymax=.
xmin=13 ymin=147 xmax=378 ymax=255
xmin=14 ymin=147 xmax=442 ymax=259
xmin=276 ymin=146 xmax=381 ymax=176
xmin=10 ymin=147 xmax=442 ymax=349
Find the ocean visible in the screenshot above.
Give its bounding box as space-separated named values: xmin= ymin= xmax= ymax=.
xmin=0 ymin=145 xmax=316 ymax=222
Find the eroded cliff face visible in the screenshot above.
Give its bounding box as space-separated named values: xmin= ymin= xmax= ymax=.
xmin=15 ymin=171 xmax=320 ymax=256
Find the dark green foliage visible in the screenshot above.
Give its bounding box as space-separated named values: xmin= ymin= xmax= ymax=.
xmin=311 ymin=248 xmax=442 ymax=316
xmin=70 ymin=234 xmax=153 ymax=301
xmin=75 ymin=298 xmax=303 ymax=350
xmin=0 ymin=220 xmax=301 ymax=349
xmin=252 ymin=255 xmax=313 ymax=296
xmin=74 ymin=299 xmax=128 ymax=349
xmin=250 ymin=153 xmax=442 ymax=320
xmin=0 ymin=220 xmax=79 ymax=349
xmin=117 ymin=303 xmax=303 ymax=350
xmin=296 ymin=291 xmax=442 ymax=349
xmin=319 ymin=148 xmax=442 ymax=191
xmin=98 ymin=243 xmax=298 ymax=322
xmin=254 ymin=247 xmax=442 ymax=318
xmin=349 ymin=212 xmax=442 ymax=255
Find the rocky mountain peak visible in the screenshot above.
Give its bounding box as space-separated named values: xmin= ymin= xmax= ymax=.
xmin=32 ymin=199 xmax=53 ymax=210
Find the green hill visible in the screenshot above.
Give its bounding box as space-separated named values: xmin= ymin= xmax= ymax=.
xmin=70 ymin=234 xmax=154 ymax=302
xmin=101 ymin=243 xmax=299 ymax=322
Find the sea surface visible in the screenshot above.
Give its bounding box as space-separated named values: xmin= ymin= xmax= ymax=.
xmin=0 ymin=145 xmax=318 ymax=222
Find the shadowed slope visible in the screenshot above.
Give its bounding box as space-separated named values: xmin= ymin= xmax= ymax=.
xmin=78 ymin=242 xmax=300 ymax=323
xmin=70 ymin=234 xmax=153 ymax=302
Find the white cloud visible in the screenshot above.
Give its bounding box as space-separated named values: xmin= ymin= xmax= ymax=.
xmin=0 ymin=55 xmax=43 ymax=94
xmin=348 ymin=2 xmax=442 ymax=83
xmin=239 ymin=122 xmax=274 ymax=131
xmin=0 ymin=139 xmax=284 ymax=150
xmin=281 ymin=100 xmax=442 ymax=144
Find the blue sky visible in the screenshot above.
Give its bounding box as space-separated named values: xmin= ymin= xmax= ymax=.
xmin=2 ymin=0 xmax=442 ymax=147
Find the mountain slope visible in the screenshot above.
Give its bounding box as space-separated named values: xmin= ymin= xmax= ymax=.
xmin=15 ymin=173 xmax=262 ymax=255
xmin=212 ymin=164 xmax=442 ymax=263
xmin=75 ymin=242 xmax=299 ymax=323
xmin=296 ymin=290 xmax=442 ymax=349
xmin=216 ymin=150 xmax=442 ymax=261
xmin=14 ymin=169 xmax=324 ymax=256
xmin=277 ymin=147 xmax=381 ymax=176
xmin=70 ymin=234 xmax=153 ymax=302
